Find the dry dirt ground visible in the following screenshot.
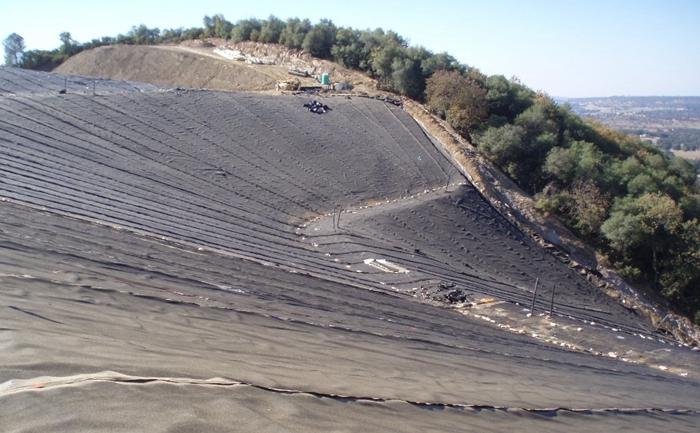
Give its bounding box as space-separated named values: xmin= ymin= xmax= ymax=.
xmin=1 ymin=67 xmax=700 ymax=432
xmin=672 ymin=149 xmax=700 ymax=161
xmin=55 ymin=42 xmax=377 ymax=94
xmin=55 ymin=44 xmax=282 ymax=91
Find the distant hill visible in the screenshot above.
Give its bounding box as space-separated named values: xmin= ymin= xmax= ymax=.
xmin=560 ymin=96 xmax=700 ymax=156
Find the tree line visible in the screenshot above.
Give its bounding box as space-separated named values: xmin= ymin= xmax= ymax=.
xmin=3 ymin=14 xmax=467 ymax=98
xmin=426 ymin=72 xmax=699 ymax=324
xmin=3 ymin=15 xmax=699 ymax=324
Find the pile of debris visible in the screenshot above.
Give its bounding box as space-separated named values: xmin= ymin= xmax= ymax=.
xmin=303 ymin=100 xmax=330 ymax=114
xmin=416 ymin=281 xmax=471 ymax=305
xmin=213 ymin=48 xmax=247 ymax=62
xmin=276 ymin=79 xmax=301 ymax=91
xmin=377 ymin=95 xmax=403 ymax=107
xmin=333 ymin=82 xmax=353 ymax=91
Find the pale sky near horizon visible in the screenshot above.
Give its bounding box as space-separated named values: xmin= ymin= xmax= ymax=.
xmin=1 ymin=0 xmax=698 ymax=97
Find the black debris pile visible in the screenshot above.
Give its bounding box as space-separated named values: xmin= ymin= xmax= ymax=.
xmin=173 ymin=87 xmax=190 ymax=96
xmin=303 ymin=100 xmax=330 ymax=114
xmin=417 ymin=281 xmax=471 ymax=305
xmin=376 ymin=95 xmax=402 ymax=107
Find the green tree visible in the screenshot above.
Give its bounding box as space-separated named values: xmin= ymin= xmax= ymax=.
xmin=279 ymin=18 xmax=311 ymax=49
xmin=161 ymin=28 xmax=186 ymax=43
xmin=420 ymin=52 xmax=464 ymax=76
xmin=627 ymin=173 xmax=659 ymax=196
xmin=680 ymin=193 xmax=700 ymax=220
xmin=477 ymin=124 xmax=526 ymax=169
xmin=391 ymin=56 xmax=424 ymax=99
xmin=182 ymin=27 xmax=203 ymax=41
xmin=668 ymin=155 xmax=697 ymax=186
xmin=485 ymin=75 xmax=534 ymax=121
xmin=259 ymin=16 xmax=285 ymax=43
xmin=231 ymin=19 xmax=261 ymax=43
xmin=658 ymin=219 xmax=700 ymax=317
xmin=202 ymin=16 xmax=215 ymax=37
xmin=602 ymin=193 xmax=684 ymax=282
xmin=396 ymin=46 xmax=433 ymax=98
xmin=212 ymin=15 xmax=233 ymax=39
xmin=59 ymin=32 xmax=78 ymax=54
xmin=543 ymin=147 xmax=578 ymax=184
xmin=369 ymin=41 xmax=404 ymax=84
xmin=514 ymin=96 xmax=560 ymax=139
xmin=3 ymin=32 xmax=25 ymax=65
xmin=331 ymin=28 xmax=368 ymax=69
xmin=125 ymin=26 xmax=160 ymax=45
xmin=544 ymin=140 xmax=604 ymax=185
xmin=302 ymin=19 xmax=336 ymax=58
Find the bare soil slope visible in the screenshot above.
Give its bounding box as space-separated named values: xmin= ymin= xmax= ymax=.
xmin=55 ymin=42 xmax=378 ymax=93
xmin=55 ymin=45 xmax=282 ymax=91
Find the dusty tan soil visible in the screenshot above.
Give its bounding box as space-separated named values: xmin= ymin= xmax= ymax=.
xmin=55 ymin=44 xmax=279 ymax=91
xmin=672 ymin=149 xmax=700 ymax=161
xmin=55 ymin=41 xmax=377 ymax=93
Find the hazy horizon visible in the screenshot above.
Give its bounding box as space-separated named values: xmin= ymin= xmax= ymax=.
xmin=2 ymin=0 xmax=699 ymax=97
xmin=557 ymin=95 xmax=700 ymax=99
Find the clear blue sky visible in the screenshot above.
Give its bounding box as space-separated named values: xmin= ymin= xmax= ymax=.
xmin=2 ymin=0 xmax=698 ymax=97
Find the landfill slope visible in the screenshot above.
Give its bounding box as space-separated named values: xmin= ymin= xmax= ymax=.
xmin=0 ymin=64 xmax=156 ymax=95
xmin=1 ymin=67 xmax=699 ymax=432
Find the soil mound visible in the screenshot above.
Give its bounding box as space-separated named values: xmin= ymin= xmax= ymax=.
xmin=55 ymin=45 xmax=277 ymax=91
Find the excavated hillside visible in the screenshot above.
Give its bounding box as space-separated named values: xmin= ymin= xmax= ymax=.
xmin=55 ymin=44 xmax=280 ymax=91
xmin=55 ymin=42 xmax=376 ymax=93
xmin=1 ymin=66 xmax=700 ymax=432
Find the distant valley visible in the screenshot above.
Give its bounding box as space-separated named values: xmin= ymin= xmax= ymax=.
xmin=561 ymin=96 xmax=700 ymax=162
